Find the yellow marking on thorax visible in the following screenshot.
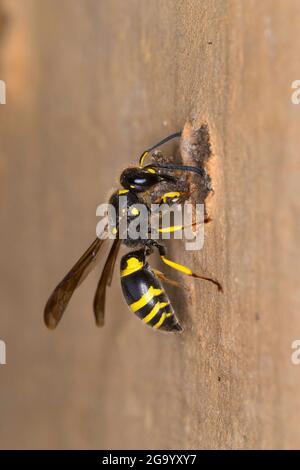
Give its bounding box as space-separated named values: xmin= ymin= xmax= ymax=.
xmin=118 ymin=189 xmax=129 ymax=195
xmin=161 ymin=256 xmax=193 ymax=275
xmin=147 ymin=168 xmax=156 ymax=174
xmin=143 ymin=301 xmax=169 ymax=324
xmin=121 ymin=257 xmax=144 ymax=277
xmin=153 ymin=313 xmax=166 ymax=329
xmin=130 ymin=286 xmax=163 ymax=312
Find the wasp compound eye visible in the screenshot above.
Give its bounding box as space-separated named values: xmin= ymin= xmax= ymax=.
xmin=120 ymin=167 xmax=162 ymax=191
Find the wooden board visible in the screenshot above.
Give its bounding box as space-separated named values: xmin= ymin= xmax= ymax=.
xmin=0 ymin=0 xmax=300 ymax=449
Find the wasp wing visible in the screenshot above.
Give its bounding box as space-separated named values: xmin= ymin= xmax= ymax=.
xmin=44 ymin=236 xmax=107 ymax=329
xmin=93 ymin=237 xmax=122 ymax=326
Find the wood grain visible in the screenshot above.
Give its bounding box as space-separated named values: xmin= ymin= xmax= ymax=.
xmin=0 ymin=0 xmax=300 ymax=449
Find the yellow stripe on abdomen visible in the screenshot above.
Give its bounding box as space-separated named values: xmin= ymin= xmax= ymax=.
xmin=153 ymin=313 xmax=166 ymax=329
xmin=130 ymin=286 xmax=163 ymax=312
xmin=143 ymin=301 xmax=169 ymax=323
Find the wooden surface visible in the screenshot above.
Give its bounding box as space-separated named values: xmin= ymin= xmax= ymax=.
xmin=0 ymin=0 xmax=300 ymax=449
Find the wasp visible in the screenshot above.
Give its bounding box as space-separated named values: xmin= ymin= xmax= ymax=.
xmin=44 ymin=131 xmax=222 ymax=333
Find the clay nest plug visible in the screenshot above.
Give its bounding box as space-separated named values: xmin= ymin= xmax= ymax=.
xmin=180 ymin=121 xmax=213 ymax=209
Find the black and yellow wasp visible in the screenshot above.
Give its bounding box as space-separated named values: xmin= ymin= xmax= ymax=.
xmin=44 ymin=132 xmax=222 ymax=333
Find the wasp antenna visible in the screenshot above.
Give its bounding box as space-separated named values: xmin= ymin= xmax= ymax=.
xmin=139 ymin=131 xmax=182 ymax=166
xmin=145 ymin=131 xmax=182 ymax=153
xmin=152 ymin=162 xmax=205 ymax=177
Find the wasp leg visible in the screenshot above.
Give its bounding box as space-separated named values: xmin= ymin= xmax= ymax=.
xmin=157 ymin=221 xmax=200 ymax=234
xmin=152 ymin=269 xmax=189 ymax=290
xmin=153 ymin=189 xmax=212 ymax=222
xmin=151 ymin=242 xmax=223 ymax=292
xmin=144 ymin=162 xmax=205 ymax=178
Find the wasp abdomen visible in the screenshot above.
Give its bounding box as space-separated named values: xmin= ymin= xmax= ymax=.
xmin=120 ymin=257 xmax=182 ymax=332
